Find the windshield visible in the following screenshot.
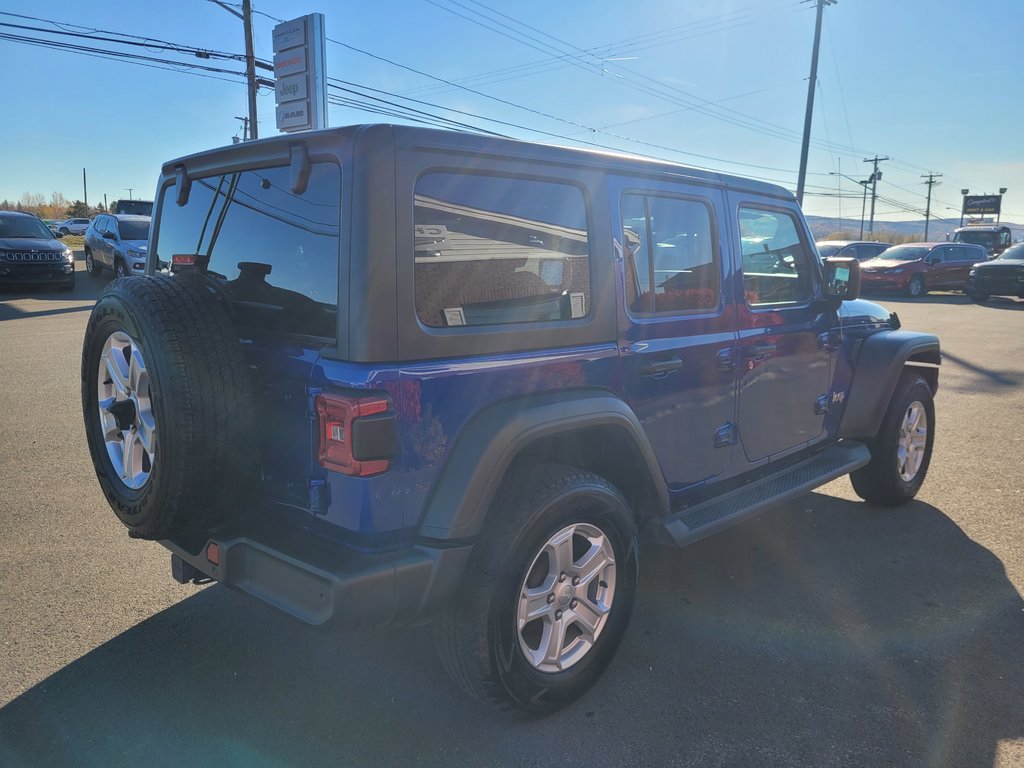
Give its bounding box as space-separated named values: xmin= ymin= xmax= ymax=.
xmin=118 ymin=220 xmax=151 ymax=240
xmin=0 ymin=216 xmax=56 ymax=239
xmin=875 ymin=245 xmax=929 ymax=261
xmin=996 ymin=243 xmax=1024 ymax=260
xmin=956 ymin=231 xmax=997 ymax=248
xmin=817 ymin=244 xmax=843 ymax=258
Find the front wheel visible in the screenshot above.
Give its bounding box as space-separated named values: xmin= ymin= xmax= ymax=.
xmin=114 ymin=259 xmax=129 ymax=279
xmin=968 ymin=291 xmax=990 ymax=303
xmin=905 ymin=275 xmax=925 ymax=297
xmin=434 ymin=465 xmax=639 ymax=715
xmin=851 ymin=372 xmax=935 ymax=506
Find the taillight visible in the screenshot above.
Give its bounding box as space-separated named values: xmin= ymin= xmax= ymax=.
xmin=171 ymin=254 xmax=197 ymax=269
xmin=315 ymin=392 xmax=395 ymax=477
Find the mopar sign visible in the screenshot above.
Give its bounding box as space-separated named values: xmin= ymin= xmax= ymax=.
xmin=963 ymin=195 xmax=1002 ymax=216
xmin=272 ymin=14 xmax=327 ymax=133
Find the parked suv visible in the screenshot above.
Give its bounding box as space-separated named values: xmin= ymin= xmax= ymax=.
xmin=860 ymin=242 xmax=987 ymax=296
xmin=83 ymin=214 xmax=151 ymax=277
xmin=816 ymin=240 xmax=891 ymax=261
xmin=55 ymin=217 xmax=91 ymax=236
xmin=81 ymin=125 xmax=940 ymax=714
xmin=0 ymin=211 xmax=75 ymax=291
xmin=966 ymin=241 xmax=1024 ymax=302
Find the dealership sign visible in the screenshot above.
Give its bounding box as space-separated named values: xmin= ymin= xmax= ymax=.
xmin=272 ymin=14 xmax=327 ymax=133
xmin=963 ymin=195 xmax=1001 ymax=216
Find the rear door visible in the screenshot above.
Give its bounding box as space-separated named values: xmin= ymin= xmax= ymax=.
xmin=950 ymin=245 xmax=982 ymax=287
xmin=732 ymin=199 xmax=834 ymax=464
xmin=151 ymin=161 xmax=343 ymax=517
xmin=614 ymin=176 xmax=738 ymax=490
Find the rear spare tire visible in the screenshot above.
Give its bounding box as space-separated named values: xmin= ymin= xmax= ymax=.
xmin=81 ymin=274 xmax=256 ymax=540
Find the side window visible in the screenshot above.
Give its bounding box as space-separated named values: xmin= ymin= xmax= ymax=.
xmin=108 ymin=219 xmax=120 ymax=239
xmin=96 ymin=217 xmax=109 ymax=235
xmin=413 ymin=173 xmax=589 ymax=327
xmin=621 ymin=193 xmax=719 ymax=315
xmin=739 ymin=207 xmax=813 ymax=306
xmin=154 ymin=163 xmax=341 ymax=339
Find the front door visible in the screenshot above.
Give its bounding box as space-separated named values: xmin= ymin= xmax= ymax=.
xmin=615 ymin=178 xmax=738 ymax=490
xmin=732 ymin=200 xmax=833 ymax=463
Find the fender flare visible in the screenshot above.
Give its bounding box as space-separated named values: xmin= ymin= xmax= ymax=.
xmin=418 ymin=389 xmax=669 ymax=541
xmin=839 ymin=330 xmax=940 ymax=439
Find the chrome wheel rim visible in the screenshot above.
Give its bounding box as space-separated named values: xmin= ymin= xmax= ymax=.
xmin=85 ymin=251 xmax=93 ymax=271
xmin=97 ymin=330 xmax=156 ymax=489
xmin=897 ymin=400 xmax=927 ymax=482
xmin=116 ymin=262 xmax=127 ymax=277
xmin=516 ymin=522 xmax=617 ymax=673
xmin=909 ymin=278 xmax=922 ymax=296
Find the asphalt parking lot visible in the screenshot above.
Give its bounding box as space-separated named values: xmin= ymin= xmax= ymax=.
xmin=1 ymin=260 xmax=1023 ymax=767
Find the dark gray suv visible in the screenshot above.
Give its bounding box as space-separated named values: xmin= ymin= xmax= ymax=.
xmin=0 ymin=211 xmax=76 ymax=291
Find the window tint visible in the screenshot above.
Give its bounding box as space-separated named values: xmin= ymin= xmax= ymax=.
xmin=739 ymin=207 xmax=813 ymax=306
xmin=154 ymin=163 xmax=341 ymax=339
xmin=413 ymin=173 xmax=589 ymax=327
xmin=621 ymin=193 xmax=719 ymax=315
xmin=118 ymin=220 xmax=150 ymax=240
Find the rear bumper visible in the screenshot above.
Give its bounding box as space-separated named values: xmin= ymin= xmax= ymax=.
xmin=162 ymin=518 xmax=472 ymax=628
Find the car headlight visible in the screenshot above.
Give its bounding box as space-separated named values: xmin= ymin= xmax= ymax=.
xmin=969 ymin=268 xmax=977 ymax=275
xmin=127 ymin=249 xmax=145 ymax=260
xmin=63 ymin=247 xmax=74 ymax=263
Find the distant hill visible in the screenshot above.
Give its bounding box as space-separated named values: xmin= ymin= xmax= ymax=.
xmin=805 ymin=215 xmax=1024 ymax=243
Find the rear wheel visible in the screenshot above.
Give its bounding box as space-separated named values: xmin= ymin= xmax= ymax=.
xmin=906 ymin=275 xmax=925 ymax=297
xmin=851 ymin=372 xmax=935 ymax=506
xmin=434 ymin=465 xmax=639 ymax=715
xmin=85 ymin=247 xmax=102 ymax=276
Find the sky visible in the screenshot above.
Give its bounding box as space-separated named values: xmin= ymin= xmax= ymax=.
xmin=1 ymin=0 xmax=1021 ymax=228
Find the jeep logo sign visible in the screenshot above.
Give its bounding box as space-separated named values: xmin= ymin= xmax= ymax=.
xmin=275 ymin=74 xmax=307 ymax=104
xmin=272 ymin=14 xmax=327 ymax=134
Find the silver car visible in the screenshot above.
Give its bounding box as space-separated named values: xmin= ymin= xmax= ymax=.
xmin=55 ymin=217 xmax=92 ymax=236
xmin=83 ymin=214 xmax=152 ymax=278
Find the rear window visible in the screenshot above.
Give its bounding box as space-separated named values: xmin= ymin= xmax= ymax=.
xmin=154 ymin=163 xmax=341 ymax=339
xmin=117 ymin=220 xmax=150 ymax=240
xmin=413 ymin=172 xmax=590 ymax=327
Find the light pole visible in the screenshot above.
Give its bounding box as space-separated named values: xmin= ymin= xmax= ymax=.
xmin=960 ymin=189 xmax=969 ymax=227
xmin=125 ymin=188 xmax=134 ymax=201
xmin=830 ymin=172 xmax=872 ymax=239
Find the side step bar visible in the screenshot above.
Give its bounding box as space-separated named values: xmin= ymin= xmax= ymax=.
xmin=656 ymin=441 xmax=870 ymax=547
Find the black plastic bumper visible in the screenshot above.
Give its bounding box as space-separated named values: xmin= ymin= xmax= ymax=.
xmin=161 ymin=518 xmax=472 ymax=628
xmin=0 ymin=264 xmax=74 ymax=285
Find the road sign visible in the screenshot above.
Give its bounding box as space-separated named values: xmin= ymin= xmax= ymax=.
xmin=272 ymin=14 xmax=327 ymax=133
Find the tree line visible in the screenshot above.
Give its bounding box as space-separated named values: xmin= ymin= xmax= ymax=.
xmin=0 ymin=193 xmax=105 ymax=219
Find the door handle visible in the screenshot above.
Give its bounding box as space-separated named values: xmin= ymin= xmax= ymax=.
xmin=639 ymin=356 xmax=683 ymax=376
xmin=744 ymin=342 xmax=777 ymax=359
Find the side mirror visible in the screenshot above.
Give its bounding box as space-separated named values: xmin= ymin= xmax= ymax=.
xmin=822 ymin=256 xmax=860 ymax=302
xmin=102 ymin=230 xmax=116 ymax=240
xmin=54 ymin=231 xmax=64 ymax=239
xmin=926 ymin=255 xmax=940 ymax=264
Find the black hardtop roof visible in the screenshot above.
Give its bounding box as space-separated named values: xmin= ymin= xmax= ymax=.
xmin=162 ymin=124 xmax=794 ymax=201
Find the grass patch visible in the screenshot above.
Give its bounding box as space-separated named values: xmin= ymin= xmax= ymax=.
xmin=62 ymin=235 xmax=85 ymax=249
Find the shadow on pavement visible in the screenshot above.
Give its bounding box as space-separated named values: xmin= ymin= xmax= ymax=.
xmin=1 ymin=495 xmax=1021 ymax=767
xmin=864 ymin=291 xmax=1024 ymax=310
xmin=0 ymin=258 xmax=109 ymax=321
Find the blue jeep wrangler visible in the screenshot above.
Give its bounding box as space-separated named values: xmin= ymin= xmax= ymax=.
xmin=81 ymin=125 xmax=939 ymax=714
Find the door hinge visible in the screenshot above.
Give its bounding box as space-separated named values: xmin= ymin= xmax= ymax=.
xmin=714 ymin=422 xmax=738 ymax=448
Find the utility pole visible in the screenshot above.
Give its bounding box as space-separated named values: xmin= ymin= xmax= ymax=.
xmin=211 ymin=0 xmax=259 ymax=139
xmin=859 ymin=179 xmax=870 ymax=239
xmin=103 ymin=193 xmax=108 ymax=212
xmin=125 ymin=188 xmax=134 ymax=201
xmin=82 ymin=168 xmax=88 ymax=207
xmin=796 ymin=0 xmax=837 ymax=206
xmin=235 ymin=115 xmax=250 ymax=141
xmin=243 ymin=0 xmax=259 ymax=139
xmin=921 ymin=172 xmax=942 ymax=240
xmin=863 ymin=156 xmax=889 ymax=235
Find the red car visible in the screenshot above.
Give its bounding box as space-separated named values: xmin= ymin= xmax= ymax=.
xmin=860 ymin=242 xmax=987 ymax=297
